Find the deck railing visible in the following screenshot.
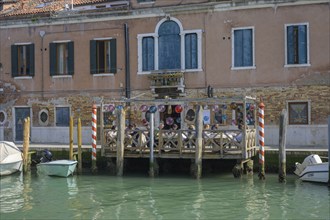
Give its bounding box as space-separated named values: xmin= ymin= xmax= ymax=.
xmin=103 ymin=128 xmax=257 ymax=159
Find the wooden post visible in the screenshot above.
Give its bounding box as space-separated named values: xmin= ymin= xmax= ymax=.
xmin=258 ymin=101 xmax=266 ymax=180
xmin=100 ymin=102 xmax=105 ymax=156
xmin=279 ymin=109 xmax=287 ymax=183
xmin=91 ymin=104 xmax=98 ymax=173
xmin=69 ymin=116 xmax=73 ymax=160
xmin=328 ymin=116 xmax=330 ymax=187
xmin=194 ymin=105 xmax=203 ymax=179
xmin=77 ymin=117 xmax=82 ymax=174
xmin=23 ymin=117 xmax=30 ymax=173
xmin=116 ymin=107 xmax=125 ymax=176
xmin=149 ymin=112 xmax=155 ymax=177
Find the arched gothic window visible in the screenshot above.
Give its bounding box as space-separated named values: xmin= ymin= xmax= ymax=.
xmin=137 ymin=17 xmax=202 ymax=74
xmin=158 ymin=21 xmax=181 ymax=70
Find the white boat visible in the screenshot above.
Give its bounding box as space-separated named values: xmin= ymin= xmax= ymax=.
xmin=0 ymin=141 xmax=23 ymax=176
xmin=37 ymin=160 xmax=78 ymax=177
xmin=294 ymin=154 xmax=329 ymax=183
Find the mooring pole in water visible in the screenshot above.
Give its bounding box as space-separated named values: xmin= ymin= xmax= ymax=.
xmin=195 ymin=105 xmax=203 ymax=179
xmin=279 ymin=109 xmax=287 ymax=183
xmin=77 ymin=117 xmax=82 ymax=174
xmin=258 ymin=101 xmax=266 ymax=180
xmin=100 ymin=102 xmax=105 ymax=157
xmin=149 ymin=112 xmax=155 ymax=177
xmin=116 ymin=107 xmax=125 ymax=176
xmin=328 ymin=116 xmax=330 ymax=187
xmin=69 ymin=116 xmax=74 ymax=160
xmin=91 ymin=104 xmax=98 ymax=173
xmin=23 ymin=117 xmax=30 ymax=173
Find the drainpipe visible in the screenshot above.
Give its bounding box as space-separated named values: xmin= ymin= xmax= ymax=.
xmin=39 ymin=31 xmax=45 ymax=98
xmin=124 ymin=23 xmax=130 ymax=99
xmin=124 ymin=23 xmax=131 ymax=124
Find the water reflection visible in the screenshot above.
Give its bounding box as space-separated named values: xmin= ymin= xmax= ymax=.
xmin=67 ymin=176 xmax=78 ymax=197
xmin=1 ymin=174 xmax=329 ymax=219
xmin=0 ymin=173 xmax=24 ymax=213
xmin=191 ymin=179 xmax=205 ymax=219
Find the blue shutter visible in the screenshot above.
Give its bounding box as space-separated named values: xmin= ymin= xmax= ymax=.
xmin=29 ymin=44 xmax=35 ymax=76
xmin=11 ymin=45 xmax=18 ymax=77
xmin=234 ymin=29 xmax=252 ymax=67
xmin=90 ymin=40 xmax=97 ymax=74
xmin=56 ymin=107 xmax=70 ymax=126
xmin=158 ymin=21 xmax=181 ymax=70
xmin=234 ymin=30 xmax=243 ymax=67
xmin=185 ymin=33 xmax=197 ymax=69
xmin=142 ymin=37 xmax=154 ymax=71
xmin=110 ymin=39 xmax=117 ymax=73
xmin=298 ymin=25 xmax=307 ymax=64
xmin=49 ymin=43 xmax=56 ymax=76
xmin=67 ymin=42 xmax=74 ymax=75
xmin=287 ymin=26 xmax=295 ymax=65
xmin=242 ymin=29 xmax=252 ymax=66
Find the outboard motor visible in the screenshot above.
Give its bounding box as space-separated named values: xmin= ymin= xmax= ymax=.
xmin=294 ymin=154 xmax=322 ymax=176
xmin=40 ymin=149 xmax=53 ymax=163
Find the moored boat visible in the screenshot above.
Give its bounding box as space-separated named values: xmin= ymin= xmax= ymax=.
xmin=37 ymin=160 xmax=78 ymax=177
xmin=294 ymin=154 xmax=329 ymax=183
xmin=0 ymin=141 xmax=23 ymax=176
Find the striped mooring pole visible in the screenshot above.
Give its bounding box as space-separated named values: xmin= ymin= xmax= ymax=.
xmin=258 ymin=101 xmax=266 ymax=180
xmin=91 ymin=104 xmax=98 ymax=173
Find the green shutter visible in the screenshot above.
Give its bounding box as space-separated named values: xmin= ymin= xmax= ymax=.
xmin=90 ymin=40 xmax=97 ymax=74
xmin=29 ymin=44 xmax=35 ymax=76
xmin=11 ymin=45 xmax=18 ymax=77
xmin=110 ymin=39 xmax=117 ymax=73
xmin=67 ymin=42 xmax=74 ymax=75
xmin=49 ymin=43 xmax=56 ymax=76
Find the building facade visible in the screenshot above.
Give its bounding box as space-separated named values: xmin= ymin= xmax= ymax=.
xmin=0 ymin=0 xmax=329 ymax=147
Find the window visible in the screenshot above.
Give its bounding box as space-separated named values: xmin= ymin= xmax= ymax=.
xmin=0 ymin=110 xmax=7 ymax=125
xmin=185 ymin=33 xmax=198 ymax=69
xmin=90 ymin=39 xmax=117 ymax=74
xmin=50 ymin=42 xmax=74 ymax=76
xmin=158 ymin=21 xmax=181 ymax=70
xmin=288 ymin=101 xmax=310 ymax=125
xmin=142 ymin=37 xmax=154 ymax=71
xmin=232 ymin=27 xmax=255 ymax=69
xmin=137 ymin=17 xmax=202 ymax=74
xmin=39 ymin=109 xmax=49 ymax=126
xmin=285 ymin=23 xmax=309 ymax=66
xmin=137 ymin=0 xmax=155 ymax=3
xmin=55 ymin=107 xmax=70 ymax=126
xmin=11 ymin=43 xmax=35 ymax=77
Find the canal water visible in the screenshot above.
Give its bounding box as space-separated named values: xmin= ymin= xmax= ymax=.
xmin=1 ymin=172 xmax=329 ymax=219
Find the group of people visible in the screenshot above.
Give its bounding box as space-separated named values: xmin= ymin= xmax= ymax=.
xmin=105 ymin=116 xmax=246 ymax=149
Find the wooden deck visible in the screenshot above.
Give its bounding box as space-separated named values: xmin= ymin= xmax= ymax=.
xmin=102 ymin=128 xmax=257 ymax=160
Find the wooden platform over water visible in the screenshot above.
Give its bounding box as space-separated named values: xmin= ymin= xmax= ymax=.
xmin=102 ymin=128 xmax=258 ymax=160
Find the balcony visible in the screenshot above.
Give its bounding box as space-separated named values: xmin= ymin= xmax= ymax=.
xmin=147 ymin=71 xmax=185 ymax=98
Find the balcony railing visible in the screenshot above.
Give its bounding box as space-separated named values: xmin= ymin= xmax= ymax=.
xmin=147 ymin=71 xmax=185 ymax=97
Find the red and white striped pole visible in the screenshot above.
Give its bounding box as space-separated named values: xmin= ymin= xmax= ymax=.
xmin=91 ymin=104 xmax=98 ymax=172
xmin=258 ymin=101 xmax=265 ymax=180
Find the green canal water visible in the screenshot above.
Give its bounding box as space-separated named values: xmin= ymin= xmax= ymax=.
xmin=1 ymin=172 xmax=329 ymax=220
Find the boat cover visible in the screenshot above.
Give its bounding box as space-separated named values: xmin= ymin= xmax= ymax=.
xmin=0 ymin=141 xmax=22 ymax=164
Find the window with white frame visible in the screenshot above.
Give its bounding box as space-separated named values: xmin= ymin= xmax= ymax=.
xmin=287 ymin=101 xmax=310 ymax=125
xmin=232 ymin=27 xmax=255 ymax=69
xmin=90 ymin=38 xmax=117 ymax=74
xmin=11 ymin=43 xmax=35 ymax=77
xmin=137 ymin=0 xmax=155 ymax=3
xmin=55 ymin=107 xmax=70 ymax=126
xmin=137 ymin=17 xmax=202 ymax=74
xmin=49 ymin=41 xmax=74 ymax=76
xmin=285 ymin=23 xmax=309 ymax=66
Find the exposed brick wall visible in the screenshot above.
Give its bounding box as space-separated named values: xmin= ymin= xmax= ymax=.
xmin=1 ymin=84 xmax=329 ymax=141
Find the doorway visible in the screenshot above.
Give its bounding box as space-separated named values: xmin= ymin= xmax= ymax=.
xmin=15 ymin=107 xmax=31 ymax=141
